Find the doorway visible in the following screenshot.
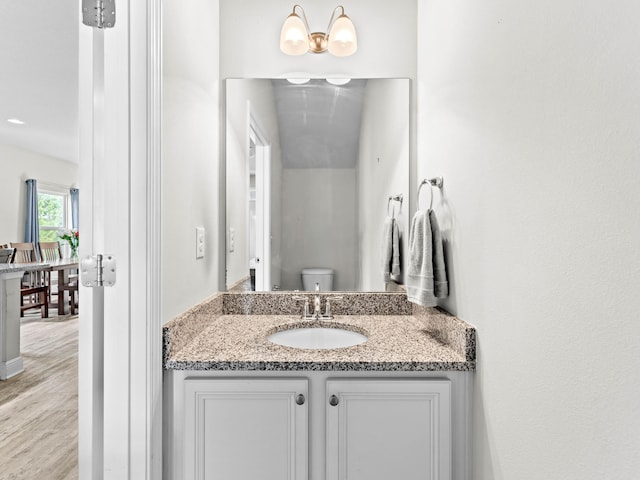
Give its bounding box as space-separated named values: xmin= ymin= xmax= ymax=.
xmin=248 ymin=106 xmax=271 ymax=291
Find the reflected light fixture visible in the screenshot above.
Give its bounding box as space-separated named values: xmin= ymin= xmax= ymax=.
xmin=326 ymin=78 xmax=351 ymax=86
xmin=280 ymin=5 xmax=357 ymax=57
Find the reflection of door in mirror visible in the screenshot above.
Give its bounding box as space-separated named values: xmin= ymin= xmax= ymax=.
xmin=250 ymin=115 xmax=271 ymax=291
xmin=227 ymin=100 xmax=272 ymax=292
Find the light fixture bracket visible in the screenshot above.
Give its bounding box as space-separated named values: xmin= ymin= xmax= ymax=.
xmin=309 ymin=32 xmax=328 ymax=54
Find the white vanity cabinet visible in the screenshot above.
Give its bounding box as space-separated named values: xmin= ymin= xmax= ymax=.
xmin=326 ymin=379 xmax=451 ymax=480
xmin=173 ymin=374 xmax=464 ymax=480
xmin=182 ymin=378 xmax=309 ymax=480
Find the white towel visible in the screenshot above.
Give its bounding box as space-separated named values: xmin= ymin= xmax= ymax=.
xmin=430 ymin=210 xmax=448 ymax=298
xmin=406 ymin=209 xmax=448 ymax=306
xmin=381 ymin=217 xmax=393 ymax=283
xmin=381 ymin=216 xmax=402 ymax=283
xmin=391 ymin=218 xmax=401 ymax=279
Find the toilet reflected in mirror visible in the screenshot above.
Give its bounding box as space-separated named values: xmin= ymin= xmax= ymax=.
xmin=301 ymin=268 xmax=334 ymax=291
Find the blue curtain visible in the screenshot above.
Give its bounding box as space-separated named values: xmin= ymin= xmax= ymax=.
xmin=70 ymin=188 xmax=79 ymax=230
xmin=25 ymin=178 xmax=40 ymax=259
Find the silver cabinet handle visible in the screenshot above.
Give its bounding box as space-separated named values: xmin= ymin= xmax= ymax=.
xmin=329 ymin=395 xmax=339 ymax=406
xmin=296 ymin=394 xmax=305 ymax=405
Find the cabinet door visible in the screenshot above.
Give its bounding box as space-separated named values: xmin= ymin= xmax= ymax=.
xmin=184 ymin=378 xmax=308 ymax=480
xmin=326 ymin=379 xmax=451 ymax=480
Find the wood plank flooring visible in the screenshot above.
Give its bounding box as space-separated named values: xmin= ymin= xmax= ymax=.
xmin=0 ymin=314 xmax=78 ymax=480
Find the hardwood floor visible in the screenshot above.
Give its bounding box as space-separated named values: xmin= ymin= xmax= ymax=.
xmin=0 ymin=314 xmax=78 ymax=480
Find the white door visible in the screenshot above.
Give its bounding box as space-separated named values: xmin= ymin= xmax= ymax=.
xmin=78 ymin=1 xmax=162 ymax=478
xmin=249 ymin=107 xmax=271 ymax=291
xmin=326 ymin=379 xmax=452 ymax=480
xmin=183 ymin=378 xmax=308 ymax=480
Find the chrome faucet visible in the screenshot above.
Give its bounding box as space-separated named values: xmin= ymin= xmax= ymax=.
xmin=294 ymin=284 xmax=342 ymax=320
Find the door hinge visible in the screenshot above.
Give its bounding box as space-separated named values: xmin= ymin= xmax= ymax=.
xmin=81 ymin=254 xmax=116 ymax=288
xmin=82 ymin=0 xmax=116 ymax=29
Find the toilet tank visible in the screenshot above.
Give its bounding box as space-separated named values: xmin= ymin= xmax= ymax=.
xmin=301 ymin=267 xmax=334 ymax=291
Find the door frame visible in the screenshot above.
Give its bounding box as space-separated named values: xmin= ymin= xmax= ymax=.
xmin=78 ymin=0 xmax=163 ymax=478
xmin=247 ymin=103 xmax=271 ymax=291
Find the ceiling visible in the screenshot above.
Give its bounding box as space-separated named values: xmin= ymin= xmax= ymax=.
xmin=0 ymin=3 xmax=362 ymax=169
xmin=272 ymin=79 xmax=366 ymax=169
xmin=0 ymin=0 xmax=79 ymax=163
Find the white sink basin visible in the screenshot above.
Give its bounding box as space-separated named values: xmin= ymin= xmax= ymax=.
xmin=268 ymin=326 xmax=368 ymax=350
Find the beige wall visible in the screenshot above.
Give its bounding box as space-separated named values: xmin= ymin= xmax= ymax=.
xmin=0 ymin=143 xmax=78 ymax=245
xmin=418 ymin=1 xmax=640 ymax=478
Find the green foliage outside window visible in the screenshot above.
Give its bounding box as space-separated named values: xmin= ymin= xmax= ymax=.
xmin=38 ymin=192 xmax=66 ymax=241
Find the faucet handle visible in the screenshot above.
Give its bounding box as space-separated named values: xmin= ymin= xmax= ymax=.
xmin=292 ymin=295 xmax=311 ymax=318
xmin=324 ymin=296 xmax=343 ymax=318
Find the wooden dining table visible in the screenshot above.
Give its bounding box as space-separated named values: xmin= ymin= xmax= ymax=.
xmin=0 ymin=259 xmax=78 ymax=380
xmin=46 ymin=258 xmax=79 ymax=315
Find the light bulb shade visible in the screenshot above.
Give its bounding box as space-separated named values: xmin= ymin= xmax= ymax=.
xmin=327 ymin=14 xmax=357 ymax=57
xmin=280 ymin=13 xmax=309 ymax=55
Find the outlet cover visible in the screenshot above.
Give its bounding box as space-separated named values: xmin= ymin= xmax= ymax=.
xmin=196 ymin=227 xmax=205 ymax=259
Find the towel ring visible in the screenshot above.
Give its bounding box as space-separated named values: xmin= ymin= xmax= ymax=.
xmin=417 ymin=177 xmax=443 ymax=210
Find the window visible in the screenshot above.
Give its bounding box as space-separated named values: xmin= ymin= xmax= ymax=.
xmin=38 ymin=186 xmax=70 ymax=243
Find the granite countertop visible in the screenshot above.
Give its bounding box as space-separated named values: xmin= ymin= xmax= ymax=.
xmin=0 ymin=263 xmax=51 ymax=274
xmin=163 ymin=292 xmax=476 ymax=372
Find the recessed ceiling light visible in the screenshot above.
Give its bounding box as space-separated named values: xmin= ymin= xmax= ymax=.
xmin=7 ymin=118 xmax=25 ymax=125
xmin=286 ymin=78 xmax=310 ymax=85
xmin=326 ymin=78 xmax=351 ymax=86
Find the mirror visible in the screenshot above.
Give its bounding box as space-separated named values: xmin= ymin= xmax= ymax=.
xmin=226 ymin=78 xmax=409 ymax=292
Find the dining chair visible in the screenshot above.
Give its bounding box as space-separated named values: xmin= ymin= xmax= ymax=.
xmin=38 ymin=241 xmax=63 ymax=307
xmin=10 ymin=242 xmax=48 ymax=318
xmin=0 ymin=247 xmax=15 ymax=263
xmin=58 ymin=277 xmax=79 ymax=315
xmin=11 ymin=242 xmax=39 ymax=263
xmin=39 ymin=241 xmax=62 ymax=261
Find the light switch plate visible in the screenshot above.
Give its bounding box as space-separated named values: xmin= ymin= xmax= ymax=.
xmin=196 ymin=227 xmax=205 ymax=259
xmin=228 ymin=227 xmax=235 ymax=253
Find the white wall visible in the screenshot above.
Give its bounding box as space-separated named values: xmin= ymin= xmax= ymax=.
xmin=162 ymin=0 xmax=220 ymax=321
xmin=219 ymin=0 xmax=417 ymax=79
xmin=418 ymin=1 xmax=640 ymax=478
xmin=281 ymin=168 xmax=357 ymax=291
xmin=0 ymin=144 xmax=78 ymax=243
xmin=357 ymin=79 xmax=410 ymax=291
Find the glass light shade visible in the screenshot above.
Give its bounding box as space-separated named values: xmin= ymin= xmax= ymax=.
xmin=327 ymin=14 xmax=357 ymax=57
xmin=280 ymin=13 xmax=309 ymax=55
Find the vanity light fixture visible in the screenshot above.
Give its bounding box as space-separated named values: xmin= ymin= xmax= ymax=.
xmin=280 ymin=5 xmax=357 ymax=57
xmin=7 ymin=118 xmax=25 ymax=125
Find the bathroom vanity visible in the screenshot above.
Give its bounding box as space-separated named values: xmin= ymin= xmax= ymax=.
xmin=163 ymin=292 xmax=476 ymax=480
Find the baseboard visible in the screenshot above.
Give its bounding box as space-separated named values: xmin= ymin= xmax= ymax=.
xmin=0 ymin=356 xmax=24 ymax=380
